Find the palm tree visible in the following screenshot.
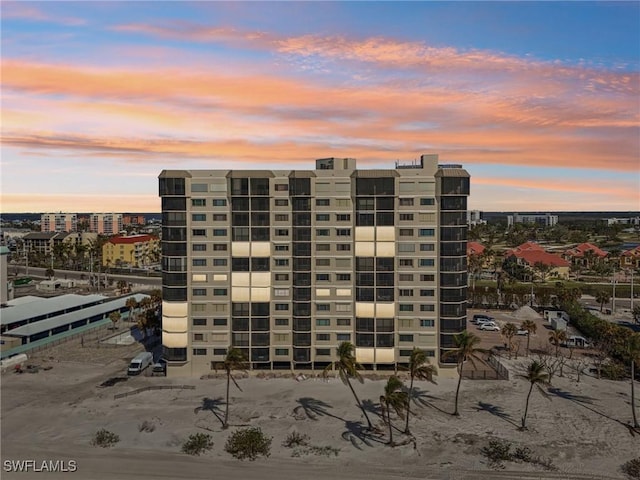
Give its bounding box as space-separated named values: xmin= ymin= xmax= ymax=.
xmin=501 ymin=323 xmax=518 ymax=359
xmin=595 ymin=289 xmax=611 ymax=312
xmin=519 ymin=360 xmax=550 ymax=430
xmin=403 ymin=348 xmax=437 ymax=435
xmin=215 ymin=347 xmax=248 ymax=429
xmin=125 ymin=297 xmax=138 ymax=322
xmin=379 ymin=376 xmax=408 ymax=445
xmin=548 ymin=329 xmax=567 ymax=357
xmin=108 ymin=311 xmax=121 ymax=330
xmin=521 ymin=320 xmax=537 ymax=356
xmin=442 ymin=331 xmax=483 ymax=416
xmin=627 ymin=333 xmax=640 ymax=429
xmin=323 ymin=341 xmax=373 ymax=430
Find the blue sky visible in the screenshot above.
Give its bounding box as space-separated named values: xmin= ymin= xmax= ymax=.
xmin=1 ymin=1 xmax=639 ymax=212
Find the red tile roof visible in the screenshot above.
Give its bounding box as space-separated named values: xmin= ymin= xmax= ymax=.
xmin=107 ymin=235 xmax=157 ymax=245
xmin=622 ymin=246 xmax=640 ymax=257
xmin=505 ymin=241 xmax=545 ymax=257
xmin=564 ymin=242 xmax=607 ymax=258
xmin=507 ymin=249 xmax=570 ymax=268
xmin=467 ymin=241 xmax=485 ymax=256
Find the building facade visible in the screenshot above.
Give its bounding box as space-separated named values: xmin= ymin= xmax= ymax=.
xmin=90 ymin=213 xmax=123 ymax=235
xmin=158 ymin=155 xmax=469 ymax=376
xmin=102 ymin=234 xmax=159 ymax=269
xmin=40 ymin=213 xmax=77 ymax=233
xmin=507 ymin=213 xmax=558 ymax=227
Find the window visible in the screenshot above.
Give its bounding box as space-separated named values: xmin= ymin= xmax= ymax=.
xmin=420 ymin=244 xmax=435 ymax=251
xmin=274 ymin=258 xmax=289 ymax=267
xmin=275 ymin=318 xmax=289 ymax=326
xmin=399 ymin=198 xmax=414 ymax=206
xmin=193 ymin=259 xmax=207 ymax=267
xmin=192 ymin=244 xmax=206 ymax=252
xmin=420 ymin=259 xmax=435 ymax=267
xmin=194 ymin=333 xmax=204 ymax=341
xmin=399 ymin=259 xmax=414 ymax=267
xmin=213 ymin=244 xmax=227 ymax=251
xmin=399 ymin=334 xmax=414 ymax=342
xmin=316 ymin=214 xmax=330 ymax=221
xmin=192 ymin=304 xmax=206 ymax=312
xmin=400 ymin=350 xmax=413 ymax=357
xmin=213 ymin=288 xmax=227 ymax=296
xmin=315 ymin=348 xmax=331 ymax=356
xmin=275 ymin=273 xmax=289 ymax=281
xmin=192 ymin=229 xmax=206 ymax=237
xmin=212 ymin=199 xmax=227 ymax=206
xmin=399 ymin=318 xmax=412 ymax=328
xmin=335 ymin=303 xmax=351 ymax=312
xmin=316 ymin=199 xmax=330 ymax=206
xmin=193 ymin=318 xmax=207 ymax=326
xmin=419 ymin=228 xmax=435 ymax=237
xmin=399 ymin=274 xmax=414 ymax=281
xmin=336 ymin=244 xmax=351 ymax=251
xmin=399 ymin=304 xmax=414 ymax=312
xmin=420 ymin=319 xmax=435 ymax=327
xmin=275 ymin=303 xmax=289 ymax=311
xmin=212 ymin=304 xmax=227 ymax=312
xmin=191 ymin=183 xmax=208 ymax=192
xmin=213 ymin=318 xmax=227 ymax=326
xmin=420 ymin=198 xmax=435 ymax=206
xmin=399 ymin=229 xmax=414 ymax=237
xmin=398 ymin=244 xmax=415 ymax=253
xmin=213 ymin=229 xmax=227 ymax=237
xmin=274 ymin=288 xmax=289 ymax=297
xmin=316 ymin=319 xmax=330 ymax=327
xmin=213 ymin=348 xmax=227 ymax=355
xmin=275 ymin=229 xmax=289 ymax=236
xmin=336 ymin=199 xmax=351 ymax=207
xmin=192 ymin=199 xmax=206 ymax=207
xmin=213 ymin=259 xmax=228 ymax=266
xmin=337 ymin=318 xmax=351 ymax=326
xmin=336 ymin=214 xmax=350 ymax=221
xmin=274 ymin=199 xmax=289 ymax=206
xmin=274 ymin=184 xmax=288 ymax=191
xmin=316 ymin=229 xmax=330 ymax=236
xmin=420 ymin=304 xmax=435 ymax=312
xmin=399 ymin=289 xmax=413 ymax=297
xmin=274 ymin=244 xmax=289 ymax=252
xmin=193 ymin=348 xmax=207 ymax=356
xmin=275 ymin=348 xmax=289 ymax=356
xmin=336 ymin=229 xmax=351 ymax=236
xmin=421 ymin=274 xmax=435 ymax=281
xmin=316 ymin=304 xmax=330 ymax=311
xmin=316 ymin=258 xmax=330 ymax=267
xmin=316 ymin=244 xmax=330 ymax=252
xmin=193 ymin=288 xmax=207 ymax=296
xmin=336 ymin=274 xmax=351 ymax=281
xmin=336 ymin=333 xmax=351 ymax=341
xmin=316 ymin=273 xmax=330 ymax=281
xmin=275 ymin=214 xmax=289 ymax=221
xmin=192 ymin=214 xmax=206 ymax=221
xmin=399 ymin=214 xmax=414 ymax=221
xmin=212 ymin=214 xmax=227 ymax=221
xmin=420 ymin=289 xmax=435 ymax=297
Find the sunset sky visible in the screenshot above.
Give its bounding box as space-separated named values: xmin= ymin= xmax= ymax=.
xmin=1 ymin=1 xmax=639 ymax=213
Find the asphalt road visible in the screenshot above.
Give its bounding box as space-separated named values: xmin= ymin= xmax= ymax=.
xmin=10 ymin=266 xmax=161 ymax=287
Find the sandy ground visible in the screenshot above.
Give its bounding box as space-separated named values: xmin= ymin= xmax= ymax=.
xmin=2 ymin=308 xmax=639 ymax=480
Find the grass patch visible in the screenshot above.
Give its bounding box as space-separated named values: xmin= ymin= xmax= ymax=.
xmin=481 ymin=439 xmax=556 ymax=471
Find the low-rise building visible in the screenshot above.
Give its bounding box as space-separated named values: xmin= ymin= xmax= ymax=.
xmin=563 ymin=242 xmax=608 ymax=268
xmin=102 ymin=234 xmax=159 ymax=269
xmin=505 ymin=242 xmax=570 ymax=279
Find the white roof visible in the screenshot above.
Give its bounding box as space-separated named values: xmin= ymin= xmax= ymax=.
xmin=0 ymin=294 xmax=108 ymax=326
xmin=6 ymin=296 xmax=42 ymax=306
xmin=5 ymin=294 xmax=150 ymax=337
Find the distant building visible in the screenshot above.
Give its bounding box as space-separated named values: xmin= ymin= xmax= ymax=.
xmin=40 ymin=213 xmax=77 ymax=233
xmin=90 ymin=213 xmax=123 ymax=235
xmin=21 ymin=232 xmax=97 ymax=258
xmin=467 ymin=210 xmax=486 ymax=226
xmin=123 ymin=215 xmax=146 ymax=226
xmin=621 ymin=246 xmax=640 ymax=270
xmin=563 ymin=242 xmax=608 ymax=268
xmin=102 ymin=234 xmax=159 ymax=268
xmin=607 ymin=217 xmax=640 ymax=226
xmin=507 ymin=213 xmax=558 ymax=227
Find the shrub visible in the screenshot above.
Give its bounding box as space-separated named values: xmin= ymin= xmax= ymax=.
xmin=225 ymin=427 xmax=272 ymax=461
xmin=181 ymin=433 xmax=214 ymax=456
xmin=291 ymin=445 xmax=339 ymax=458
xmin=282 ymin=431 xmax=309 ymax=448
xmin=621 ymin=458 xmax=640 ymax=479
xmin=91 ymin=429 xmax=120 ymax=448
xmin=481 ymin=440 xmax=512 ymax=469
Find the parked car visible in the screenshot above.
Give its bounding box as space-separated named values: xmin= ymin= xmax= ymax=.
xmin=151 ymin=360 xmax=166 ymax=376
xmin=516 ymin=328 xmax=529 ymax=336
xmin=479 ymin=322 xmax=500 ymax=332
xmin=472 ymin=314 xmax=494 ymax=324
xmin=127 ymin=352 xmax=153 ymax=376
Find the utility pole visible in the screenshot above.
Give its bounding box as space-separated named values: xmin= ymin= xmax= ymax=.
xmin=631 ymin=269 xmax=634 ymax=312
xmin=612 ymin=273 xmax=616 ymax=315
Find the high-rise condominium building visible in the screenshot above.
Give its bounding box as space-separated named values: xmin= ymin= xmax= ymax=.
xmin=158 ymin=154 xmax=469 ymax=377
xmin=41 ymin=213 xmax=77 ymax=232
xmin=90 ymin=213 xmax=123 ymax=235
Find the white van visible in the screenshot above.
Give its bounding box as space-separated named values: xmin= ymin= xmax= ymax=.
xmin=128 ymin=352 xmax=153 ymax=376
